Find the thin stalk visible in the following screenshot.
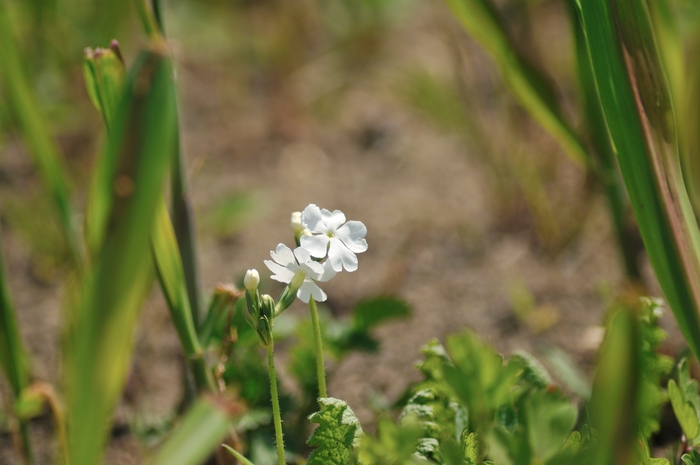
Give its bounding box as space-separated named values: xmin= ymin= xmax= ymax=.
xmin=308 ymin=298 xmax=327 ymax=398
xmin=222 ymin=444 xmax=255 ymax=465
xmin=266 ymin=344 xmax=285 ymax=465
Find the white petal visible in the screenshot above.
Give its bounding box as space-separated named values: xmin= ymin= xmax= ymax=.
xmin=336 ymin=221 xmax=368 ymax=253
xmin=270 ymin=243 xmax=296 ymax=266
xmin=264 ymin=260 xmax=295 ymax=283
xmin=300 ymin=234 xmax=330 ymax=258
xmin=316 ymin=259 xmax=337 ymax=283
xmin=301 ymin=204 xmax=324 ymax=232
xmin=328 ymin=238 xmax=358 ymax=272
xmin=323 ymin=209 xmax=346 ymax=231
xmin=297 ymin=280 xmax=327 ymax=303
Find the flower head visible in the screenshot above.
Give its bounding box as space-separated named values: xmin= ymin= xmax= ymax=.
xmin=300 ymin=204 xmax=368 ymax=272
xmin=264 ymin=243 xmax=335 ymax=303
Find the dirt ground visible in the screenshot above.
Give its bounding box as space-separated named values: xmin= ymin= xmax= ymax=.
xmin=0 ymin=1 xmax=682 ymax=463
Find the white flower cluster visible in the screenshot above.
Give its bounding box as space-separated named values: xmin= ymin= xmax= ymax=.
xmin=254 ymin=204 xmax=368 ymax=304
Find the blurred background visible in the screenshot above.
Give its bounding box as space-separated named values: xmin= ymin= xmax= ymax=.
xmin=1 ymin=0 xmax=693 ymax=462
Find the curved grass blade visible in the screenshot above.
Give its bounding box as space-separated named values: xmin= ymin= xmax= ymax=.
xmin=575 ymin=0 xmax=700 ymax=359
xmin=64 ymin=46 xmax=177 ymax=465
xmin=0 ymin=226 xmax=33 ymax=461
xmin=149 ymin=396 xmax=242 ymax=465
xmin=136 ymin=0 xmax=203 ymax=328
xmin=0 ymin=2 xmax=81 ymax=266
xmin=152 ymin=200 xmax=213 ymax=391
xmin=444 ymin=0 xmax=589 ymax=166
xmin=568 ymin=0 xmax=640 ymax=279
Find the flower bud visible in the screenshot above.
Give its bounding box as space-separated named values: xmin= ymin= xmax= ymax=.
xmin=244 ymin=269 xmax=260 ymax=291
xmin=290 ymin=212 xmax=304 ymax=233
xmin=255 ymin=294 xmax=276 ymax=348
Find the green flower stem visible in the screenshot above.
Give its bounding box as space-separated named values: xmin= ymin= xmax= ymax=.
xmin=266 ymin=344 xmax=285 ymax=465
xmin=309 ymin=297 xmax=327 ymax=398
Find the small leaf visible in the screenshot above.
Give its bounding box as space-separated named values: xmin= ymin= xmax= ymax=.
xmin=358 ymin=416 xmax=424 ymax=465
xmin=683 ymin=450 xmax=700 ymax=465
xmin=351 ymin=296 xmax=411 ymax=332
xmin=307 ymin=397 xmax=364 ymax=465
xmin=668 ymin=378 xmax=700 ymax=440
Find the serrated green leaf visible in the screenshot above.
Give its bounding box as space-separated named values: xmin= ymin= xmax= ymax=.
xmin=442 ymin=330 xmax=522 ymax=431
xmin=510 ymin=350 xmax=553 ymax=390
xmin=358 ymin=416 xmax=424 ymax=465
xmin=638 ymin=298 xmax=674 ymax=438
xmin=683 ymin=450 xmax=700 ymax=465
xmin=307 ymin=397 xmax=364 ymax=465
xmin=668 ymin=367 xmax=700 ymax=440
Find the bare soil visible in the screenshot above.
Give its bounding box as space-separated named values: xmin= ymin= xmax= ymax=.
xmin=0 ymin=1 xmax=681 ymax=463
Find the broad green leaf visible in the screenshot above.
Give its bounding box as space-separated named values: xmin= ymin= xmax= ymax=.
xmin=523 ymin=391 xmax=577 ymax=463
xmin=152 ymin=200 xmax=212 ymax=391
xmin=442 ymin=330 xmax=522 ymax=431
xmin=510 ymin=350 xmax=552 ymax=390
xmin=683 ymin=450 xmax=700 ymax=465
xmin=668 ymin=358 xmax=700 ymax=441
xmin=444 ymin=0 xmax=588 ymax=165
xmin=588 ymin=308 xmax=641 ymax=465
xmin=358 ymin=416 xmax=424 ymax=465
xmin=149 ymin=396 xmax=242 ymax=465
xmin=351 ymin=296 xmax=411 ymax=332
xmin=0 ymin=2 xmax=80 ymax=265
xmin=399 ymin=389 xmax=456 ymax=462
xmin=64 ymin=47 xmax=177 ymax=465
xmin=575 ymin=0 xmax=700 ymax=360
xmin=307 ymin=397 xmax=363 ymax=465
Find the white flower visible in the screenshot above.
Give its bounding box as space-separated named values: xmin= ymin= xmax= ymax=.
xmin=300 ymin=204 xmax=368 ymax=272
xmin=244 ymin=269 xmax=260 ymax=291
xmin=264 ymin=243 xmax=335 ymax=303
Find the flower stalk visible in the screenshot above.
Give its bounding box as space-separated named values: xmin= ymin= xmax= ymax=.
xmin=309 ymin=297 xmax=328 ymax=399
xmin=267 ymin=343 xmax=286 ymax=465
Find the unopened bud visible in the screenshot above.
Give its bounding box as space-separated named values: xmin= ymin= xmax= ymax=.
xmin=244 ymin=269 xmax=260 ymax=291
xmin=255 ymin=294 xmax=276 ymax=347
xmin=290 ymin=212 xmax=304 ymax=233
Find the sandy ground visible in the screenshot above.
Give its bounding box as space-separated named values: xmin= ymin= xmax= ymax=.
xmin=0 ymin=1 xmax=681 ymax=463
